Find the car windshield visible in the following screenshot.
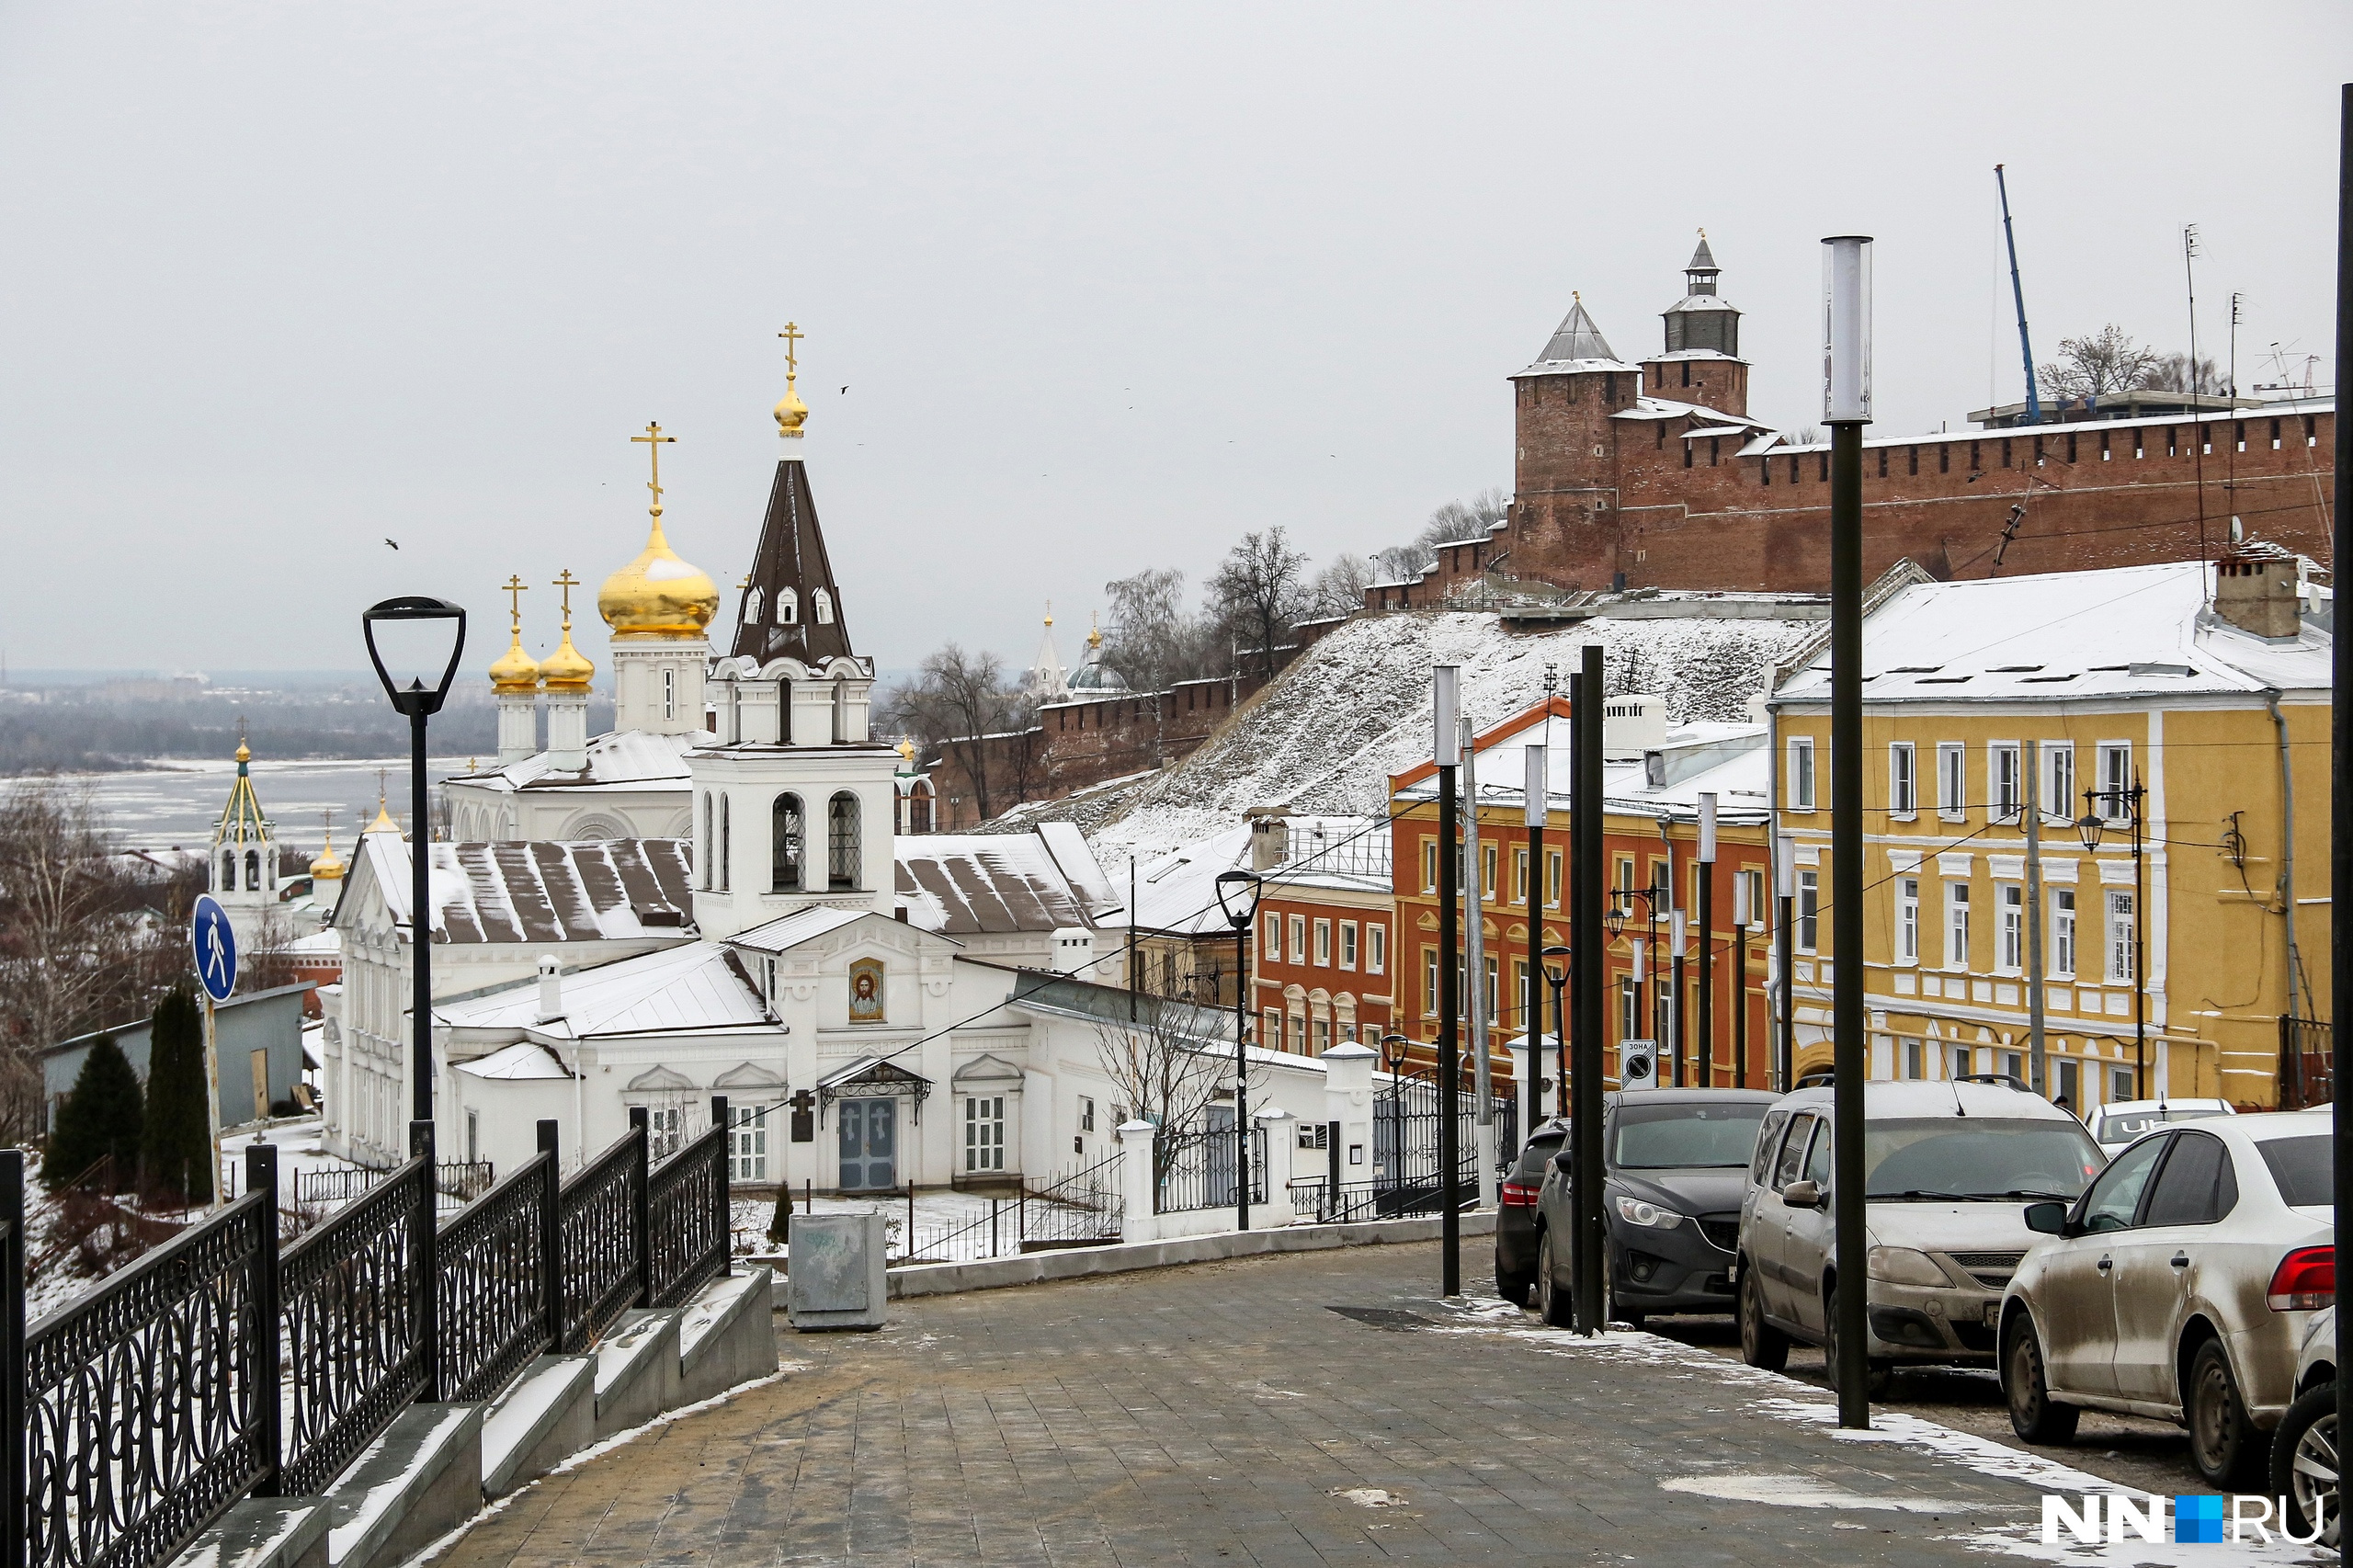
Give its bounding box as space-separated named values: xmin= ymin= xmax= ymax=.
xmin=2095 ymin=1106 xmax=2227 ymax=1143
xmin=1611 ymin=1102 xmax=1769 ymax=1170
xmin=2259 ymin=1135 xmax=2334 ymax=1208
xmin=1864 ymin=1118 xmax=2102 ymax=1200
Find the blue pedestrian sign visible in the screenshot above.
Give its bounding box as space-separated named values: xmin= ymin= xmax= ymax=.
xmin=192 ymin=894 xmax=238 ymax=1003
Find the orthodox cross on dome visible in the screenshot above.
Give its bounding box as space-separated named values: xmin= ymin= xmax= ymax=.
xmin=774 ymin=322 xmax=810 ymax=437
xmin=501 ymin=574 xmax=529 ymax=630
xmin=778 ymin=322 xmax=802 ymax=376
xmin=631 ymin=422 xmax=676 ymax=519
xmin=553 ymin=569 xmax=581 ymax=628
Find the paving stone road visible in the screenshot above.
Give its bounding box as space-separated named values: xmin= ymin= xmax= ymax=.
xmin=434 ymin=1242 xmax=2154 ymax=1568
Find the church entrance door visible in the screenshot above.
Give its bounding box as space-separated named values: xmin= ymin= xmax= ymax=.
xmin=838 ymin=1098 xmax=897 ymax=1191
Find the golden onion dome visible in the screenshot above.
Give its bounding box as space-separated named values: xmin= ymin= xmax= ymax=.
xmin=598 ymin=516 xmax=720 ymax=640
xmin=540 ymin=625 xmax=596 ymax=692
xmin=366 ymin=795 xmax=401 ymax=836
xmin=309 ymin=828 xmax=345 ymax=882
xmin=488 ymin=629 xmax=540 ymax=693
xmin=774 ymin=383 xmax=809 ymax=436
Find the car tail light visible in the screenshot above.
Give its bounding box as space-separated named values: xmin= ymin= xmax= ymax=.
xmin=1500 ymin=1179 xmax=1542 ymax=1208
xmin=2266 ymin=1246 xmax=2335 ymax=1312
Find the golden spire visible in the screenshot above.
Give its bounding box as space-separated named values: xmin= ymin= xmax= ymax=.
xmin=541 ymin=569 xmax=597 ymax=691
xmin=1086 ymin=610 xmax=1103 ymax=650
xmin=310 ymin=810 xmax=346 ymax=881
xmin=1044 ymin=599 xmax=1053 ymax=629
xmin=774 ymin=322 xmax=809 ymax=437
xmin=489 ymin=574 xmax=541 ymax=692
xmin=367 ymin=774 xmax=401 ymax=836
xmin=599 ymin=424 xmax=719 ymax=639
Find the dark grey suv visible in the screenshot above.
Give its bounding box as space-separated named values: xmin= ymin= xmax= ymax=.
xmin=1530 ymin=1089 xmax=1779 ymax=1328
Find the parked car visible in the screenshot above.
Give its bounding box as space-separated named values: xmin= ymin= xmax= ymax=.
xmin=2000 ymin=1107 xmax=2334 ymax=1489
xmin=2089 ymin=1097 xmax=2234 ymax=1160
xmin=1495 ymin=1118 xmax=1568 ymax=1306
xmin=1529 ymin=1089 xmax=1779 ymax=1329
xmin=2271 ymin=1307 xmax=2336 ymax=1547
xmin=1739 ymin=1080 xmax=2104 ymax=1395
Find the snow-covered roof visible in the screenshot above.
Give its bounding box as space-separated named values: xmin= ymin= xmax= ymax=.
xmin=456 ymin=1040 xmax=574 ymax=1081
xmin=1112 ymin=824 xmax=1253 ymax=936
xmin=1392 ymin=710 xmax=1773 ymax=824
xmin=358 ymin=835 xmax=694 ymax=943
xmin=1516 ymin=298 xmax=1627 ymax=378
xmin=1261 ymin=816 xmax=1392 ymax=894
xmin=449 ymin=730 xmax=702 ymax=794
xmin=1611 ymin=397 xmax=1770 ymax=428
xmin=894 ymin=828 xmax=1121 ymax=935
xmin=1772 ymin=560 xmax=2330 ymax=706
xmin=1683 ymin=425 xmax=1750 ymax=440
xmin=725 ymin=905 xmax=869 ymax=954
xmin=438 ymin=941 xmax=773 ymax=1039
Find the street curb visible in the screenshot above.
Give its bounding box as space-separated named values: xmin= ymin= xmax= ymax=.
xmin=763 ymin=1211 xmax=1499 ymax=1306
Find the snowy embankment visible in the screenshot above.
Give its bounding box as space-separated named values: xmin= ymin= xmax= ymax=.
xmin=1071 ymin=607 xmax=1816 ymax=859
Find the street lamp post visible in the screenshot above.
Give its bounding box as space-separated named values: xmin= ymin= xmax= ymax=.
xmin=362 ymin=597 xmax=468 ymax=1128
xmin=1570 ymin=645 xmax=1607 ymax=1335
xmin=1824 ymin=233 xmax=1874 ymax=1428
xmin=1697 ymin=792 xmax=1717 ymax=1087
xmin=1214 ymin=869 xmax=1264 ymax=1233
xmin=1434 ymin=664 xmax=1462 ymax=1297
xmin=1541 ymin=946 xmax=1571 ymax=1124
xmin=1669 ymin=908 xmax=1688 ymax=1088
xmin=2075 ymin=781 xmax=2149 ymax=1097
xmin=1775 ymin=832 xmax=1796 ymax=1091
xmin=1525 ymin=743 xmax=1549 ymax=1131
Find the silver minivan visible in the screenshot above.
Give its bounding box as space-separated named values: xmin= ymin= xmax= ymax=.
xmin=1738 ymin=1079 xmax=2105 ymax=1394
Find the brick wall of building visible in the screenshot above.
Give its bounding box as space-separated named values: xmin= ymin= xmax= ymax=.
xmin=926 ymin=676 xmax=1249 ymax=831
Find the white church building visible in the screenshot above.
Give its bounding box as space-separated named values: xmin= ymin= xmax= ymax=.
xmin=319 ymin=359 xmax=1344 ymax=1198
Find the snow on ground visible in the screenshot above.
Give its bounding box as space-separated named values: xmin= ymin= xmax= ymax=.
xmin=1047 ymin=608 xmax=1815 ymax=859
xmin=222 ymin=1114 xmax=370 ymax=1199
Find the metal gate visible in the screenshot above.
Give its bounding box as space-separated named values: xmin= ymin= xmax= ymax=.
xmin=1370 ymin=1078 xmax=1517 ymax=1218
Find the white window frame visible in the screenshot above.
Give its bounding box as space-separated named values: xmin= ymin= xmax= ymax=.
xmin=1903 ymin=1038 xmax=1925 ymax=1080
xmin=1788 ymin=736 xmax=1816 ymax=812
xmin=1938 ymin=744 xmax=1967 ymax=822
xmin=1797 ymin=869 xmax=1819 ymax=953
xmin=1423 ymin=947 xmax=1438 ymax=1017
xmin=2106 ymin=889 xmax=2137 ymax=984
xmin=1289 ymin=914 xmax=1307 ymax=963
xmin=1997 ymin=883 xmax=2023 ymax=973
xmin=1339 ymin=921 xmax=1358 ymax=970
xmin=1263 ymin=910 xmax=1280 ymax=958
xmin=963 ymin=1095 xmax=1006 ymax=1173
xmin=1945 ymin=881 xmax=1971 ymax=971
xmin=732 ymin=1104 xmax=769 ymax=1182
xmin=1367 ymin=924 xmax=1386 ymax=974
xmin=2043 ymin=743 xmax=2075 ymax=824
xmin=2097 ymin=743 xmax=2133 ymax=819
xmin=1888 ymin=742 xmax=1916 ymax=819
xmin=1990 ymin=743 xmax=2021 ymax=823
xmin=1895 ymin=877 xmax=1919 ymax=965
xmin=1313 ymin=918 xmax=1331 ymax=966
xmin=1264 ymin=1007 xmax=1284 ymax=1047
xmin=2052 ymin=888 xmax=2076 ymax=978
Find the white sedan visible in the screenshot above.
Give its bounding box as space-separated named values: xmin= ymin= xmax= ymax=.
xmin=1999 ymin=1108 xmax=2333 ymax=1489
xmin=2088 ymin=1097 xmax=2234 ymax=1160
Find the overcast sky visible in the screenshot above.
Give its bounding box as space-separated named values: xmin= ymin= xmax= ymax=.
xmin=4 ymin=5 xmax=2345 ymax=681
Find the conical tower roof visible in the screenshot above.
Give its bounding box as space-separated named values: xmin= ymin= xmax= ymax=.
xmin=1688 ymin=234 xmax=1719 ymax=274
xmin=1530 ymin=295 xmax=1621 ymax=366
xmin=732 ymin=456 xmax=854 ymax=665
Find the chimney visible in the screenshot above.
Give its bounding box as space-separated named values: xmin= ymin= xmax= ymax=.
xmin=2212 ymin=543 xmax=2302 ymax=641
xmin=536 ymin=955 xmax=562 ymax=1021
xmin=1245 ymin=808 xmax=1290 ymax=872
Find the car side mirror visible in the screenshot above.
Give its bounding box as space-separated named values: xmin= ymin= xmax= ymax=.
xmin=1552 ymin=1150 xmax=1574 ymax=1175
xmin=1781 ymin=1180 xmax=1822 ymax=1209
xmin=2023 ymin=1200 xmax=2068 ymax=1237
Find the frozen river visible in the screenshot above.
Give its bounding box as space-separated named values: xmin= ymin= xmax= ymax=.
xmin=54 ymin=756 xmax=474 ymax=855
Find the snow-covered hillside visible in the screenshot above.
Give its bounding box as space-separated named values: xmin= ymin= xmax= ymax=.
xmin=1069 ymin=606 xmax=1818 ymax=858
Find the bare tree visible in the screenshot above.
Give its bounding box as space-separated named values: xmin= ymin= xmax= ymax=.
xmin=1371 ymin=487 xmax=1511 ymax=582
xmin=2139 ymin=350 xmax=2234 ymax=398
xmin=1303 ymin=551 xmax=1375 ymax=619
xmin=1092 ymin=997 xmax=1267 ymax=1188
xmin=1100 ymin=566 xmax=1220 ymax=693
xmin=878 ymin=644 xmax=1033 ymax=822
xmin=0 ymin=781 xmax=191 ymax=1143
xmin=1206 ymin=526 xmax=1310 ymax=678
xmin=2038 ymin=324 xmax=2163 ymax=403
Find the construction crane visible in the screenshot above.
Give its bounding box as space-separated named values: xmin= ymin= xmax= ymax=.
xmin=1995 ymin=165 xmax=2040 ymax=426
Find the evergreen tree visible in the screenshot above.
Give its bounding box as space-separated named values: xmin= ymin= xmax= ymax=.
xmin=140 ymin=986 xmax=212 ymax=1204
xmin=45 ymin=1034 xmax=144 ymax=1193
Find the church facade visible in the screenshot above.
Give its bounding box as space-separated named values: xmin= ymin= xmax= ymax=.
xmin=319 ymin=344 xmax=1339 ymax=1193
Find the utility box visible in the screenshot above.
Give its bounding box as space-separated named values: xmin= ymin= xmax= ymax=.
xmin=787 ymin=1210 xmax=888 ymax=1331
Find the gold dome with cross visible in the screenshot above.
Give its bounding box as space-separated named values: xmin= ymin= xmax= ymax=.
xmin=599 ymin=421 xmax=721 ymax=640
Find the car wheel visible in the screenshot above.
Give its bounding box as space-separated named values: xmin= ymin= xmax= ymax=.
xmin=2187 ymin=1337 xmax=2267 ymax=1491
xmin=1495 ymin=1262 xmax=1533 ymax=1310
xmin=2270 ymin=1385 xmax=2337 ymax=1549
xmin=1603 ymin=1266 xmax=1643 ymax=1332
xmin=2002 ymin=1311 xmax=2079 ymax=1445
xmin=1822 ymin=1290 xmax=1893 ymax=1399
xmin=1537 ymin=1231 xmax=1574 ymax=1328
xmin=1739 ymin=1264 xmax=1789 ymax=1371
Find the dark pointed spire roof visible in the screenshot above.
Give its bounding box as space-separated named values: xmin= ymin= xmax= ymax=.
xmin=1532 ymin=296 xmax=1620 ymax=365
xmin=731 ymin=457 xmax=855 ymax=665
xmin=1688 ymin=234 xmax=1719 ymax=274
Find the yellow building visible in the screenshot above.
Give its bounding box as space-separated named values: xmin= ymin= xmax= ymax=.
xmin=1768 ymin=551 xmax=2329 ymax=1111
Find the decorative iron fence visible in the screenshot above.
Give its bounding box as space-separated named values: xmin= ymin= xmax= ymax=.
xmin=2279 ymin=1016 xmax=2333 ymax=1109
xmin=558 ymin=1124 xmax=646 ymax=1353
xmin=292 ymin=1160 xmax=495 ymax=1213
xmin=896 ymin=1152 xmax=1125 ymax=1264
xmin=1154 ymin=1122 xmax=1269 ymax=1215
xmin=5 ymin=1096 xmax=737 ymax=1568
xmin=279 ymin=1153 xmax=430 ymax=1496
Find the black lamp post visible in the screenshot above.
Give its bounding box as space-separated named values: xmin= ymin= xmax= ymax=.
xmin=2075 ymin=780 xmax=2149 ymax=1100
xmin=1540 ymin=945 xmax=1571 ymax=1126
xmin=363 ymin=597 xmax=468 ymax=1127
xmin=1214 ymin=869 xmax=1264 ymax=1231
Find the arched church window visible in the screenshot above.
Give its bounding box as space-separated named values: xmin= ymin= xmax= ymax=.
xmin=813 ymin=589 xmax=834 ymax=625
xmin=222 ymin=851 xmax=236 ymax=891
xmin=719 ymin=794 xmax=731 ymax=891
xmin=827 ymin=792 xmax=859 ymax=889
xmin=663 ymin=667 xmax=676 ymax=721
xmin=745 ymin=587 xmax=764 ymax=625
xmin=698 ymin=792 xmax=710 ymax=890
xmin=771 ymin=793 xmax=804 ymax=892
xmin=909 ymin=779 xmax=933 ymax=835
xmin=779 ymin=589 xmax=798 ymax=625
xmin=245 ymin=849 xmax=262 ymax=890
